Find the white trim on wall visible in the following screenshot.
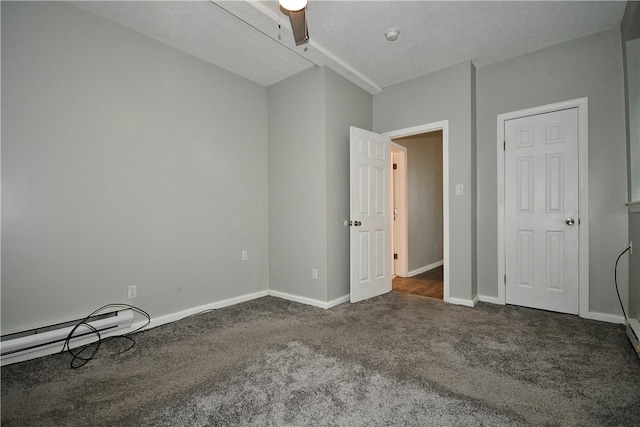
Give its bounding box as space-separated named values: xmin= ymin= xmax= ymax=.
xmin=142 ymin=290 xmax=269 ymax=330
xmin=391 ymin=142 xmax=409 ymax=278
xmin=138 ymin=291 xmax=350 ymax=332
xmin=627 ymin=201 xmax=640 ymax=213
xmin=583 ymin=311 xmax=625 ymax=325
xmin=478 ymin=295 xmax=502 ymax=305
xmin=448 ymin=295 xmax=479 ymax=308
xmin=497 ymin=98 xmax=589 ymax=317
xmin=408 ymin=260 xmax=444 ymax=277
xmin=268 ymin=290 xmax=350 ymax=309
xmin=384 ymin=121 xmax=450 ymax=304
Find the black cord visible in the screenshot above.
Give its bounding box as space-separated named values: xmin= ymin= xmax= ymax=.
xmin=61 ymin=304 xmax=150 ymax=369
xmin=614 ymin=246 xmax=631 ymax=321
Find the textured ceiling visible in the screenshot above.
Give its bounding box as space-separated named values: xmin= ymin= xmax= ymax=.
xmin=69 ymin=1 xmax=314 ymax=86
xmin=70 ymin=1 xmax=627 ymax=94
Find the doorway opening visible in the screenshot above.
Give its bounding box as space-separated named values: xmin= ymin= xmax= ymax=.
xmin=385 ymin=123 xmax=448 ymax=301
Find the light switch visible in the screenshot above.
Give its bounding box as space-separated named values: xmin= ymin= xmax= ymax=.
xmin=455 ymin=184 xmax=464 ymax=196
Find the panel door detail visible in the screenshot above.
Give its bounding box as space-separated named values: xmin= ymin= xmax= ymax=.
xmin=504 ymin=108 xmax=579 ymax=314
xmin=350 ymin=127 xmax=391 ymax=303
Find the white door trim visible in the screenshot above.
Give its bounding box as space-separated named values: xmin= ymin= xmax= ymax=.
xmin=497 ymin=98 xmax=589 ymax=317
xmin=384 ymin=121 xmax=450 ymax=303
xmin=391 ymin=143 xmax=408 ymax=278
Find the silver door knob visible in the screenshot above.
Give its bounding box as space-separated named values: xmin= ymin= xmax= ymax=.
xmin=566 ymin=218 xmax=575 ymax=226
xmin=354 ymin=220 xmax=362 ymax=227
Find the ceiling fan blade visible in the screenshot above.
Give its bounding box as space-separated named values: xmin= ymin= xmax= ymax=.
xmin=288 ymin=8 xmax=309 ymax=46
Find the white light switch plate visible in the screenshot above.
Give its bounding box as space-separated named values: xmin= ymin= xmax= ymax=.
xmin=455 ymin=184 xmax=464 ymax=196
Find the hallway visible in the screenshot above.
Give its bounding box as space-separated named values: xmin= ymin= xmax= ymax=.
xmin=392 ymin=266 xmax=444 ymax=300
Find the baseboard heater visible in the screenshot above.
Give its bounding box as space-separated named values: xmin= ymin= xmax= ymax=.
xmin=628 ymin=318 xmax=640 ymax=360
xmin=1 ymin=309 xmax=134 ymax=366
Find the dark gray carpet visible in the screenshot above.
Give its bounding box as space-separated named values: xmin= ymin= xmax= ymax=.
xmin=133 ymin=341 xmax=523 ymax=426
xmin=2 ymin=293 xmax=639 ymax=426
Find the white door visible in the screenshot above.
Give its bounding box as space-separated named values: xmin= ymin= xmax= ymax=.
xmin=350 ymin=126 xmax=392 ymax=303
xmin=391 ymin=151 xmax=398 ymax=277
xmin=504 ymin=108 xmax=579 ymax=314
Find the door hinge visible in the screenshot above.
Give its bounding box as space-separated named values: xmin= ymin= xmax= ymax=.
xmin=504 ymin=274 xmax=506 ymax=284
xmin=393 ymin=163 xmax=397 ymax=169
xmin=394 ymin=253 xmax=398 ymax=259
xmin=503 ymin=141 xmax=506 ymax=151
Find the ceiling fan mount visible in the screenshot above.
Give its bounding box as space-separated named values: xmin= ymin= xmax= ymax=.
xmin=279 ymin=0 xmax=309 ymax=46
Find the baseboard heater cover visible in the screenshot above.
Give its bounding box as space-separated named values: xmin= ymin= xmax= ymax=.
xmin=1 ymin=309 xmax=134 ymax=366
xmin=627 ymin=318 xmax=640 ymax=359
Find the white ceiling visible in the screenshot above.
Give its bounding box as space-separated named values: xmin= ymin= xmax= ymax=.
xmin=70 ymin=1 xmax=627 ymax=94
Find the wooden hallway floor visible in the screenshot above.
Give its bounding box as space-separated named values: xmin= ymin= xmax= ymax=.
xmin=392 ymin=265 xmax=444 ymax=300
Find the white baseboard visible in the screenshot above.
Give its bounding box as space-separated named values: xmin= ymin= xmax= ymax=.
xmin=136 ymin=290 xmax=269 ymax=331
xmin=408 ymin=260 xmax=443 ymax=277
xmin=445 ymin=295 xmax=478 ymax=308
xmin=478 ymin=295 xmax=502 ymax=305
xmin=326 ymin=294 xmax=351 ymax=308
xmin=582 ymin=311 xmax=626 ymax=325
xmin=268 ymin=290 xmax=350 ymax=309
xmin=135 ymin=290 xmax=348 ymax=335
xmin=472 ymin=302 xmax=627 ymax=324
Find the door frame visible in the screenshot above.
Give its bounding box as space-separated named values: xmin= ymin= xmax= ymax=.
xmin=384 ymin=120 xmax=450 ymax=303
xmin=497 ymin=98 xmax=589 ymax=317
xmin=390 ymin=143 xmax=408 ymax=278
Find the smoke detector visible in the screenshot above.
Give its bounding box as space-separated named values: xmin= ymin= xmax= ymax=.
xmin=385 ymin=28 xmax=400 ymax=42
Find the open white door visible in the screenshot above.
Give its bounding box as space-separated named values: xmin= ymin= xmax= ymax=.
xmin=350 ymin=126 xmax=392 ymax=303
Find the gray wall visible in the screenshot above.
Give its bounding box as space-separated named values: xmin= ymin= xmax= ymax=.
xmin=268 ymin=66 xmax=372 ymax=303
xmin=622 ymin=1 xmax=640 ymax=321
xmin=476 ymin=29 xmax=628 ymax=315
xmin=3 ymin=2 xmax=633 ymax=335
xmin=373 ymin=61 xmax=476 ymax=302
xmin=394 ymin=133 xmax=444 ymax=273
xmin=268 ymin=67 xmax=328 ymax=301
xmin=1 ymin=2 xmax=270 ymax=334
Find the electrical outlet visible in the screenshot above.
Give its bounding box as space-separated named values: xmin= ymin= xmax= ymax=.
xmin=128 ymin=285 xmax=137 ymax=299
xmin=434 ymin=244 xmax=438 ymax=253
xmin=241 ymin=250 xmax=248 ymax=261
xmin=311 ymin=268 xmax=318 ymax=280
